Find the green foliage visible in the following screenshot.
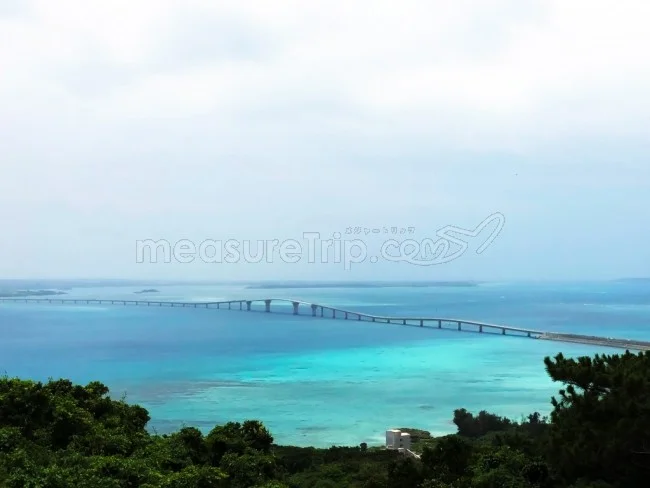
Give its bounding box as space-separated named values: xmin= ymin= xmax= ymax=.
xmin=1 ymin=349 xmax=648 ymax=487
xmin=386 ymin=457 xmax=423 ymax=487
xmin=452 ymin=408 xmax=513 ymax=437
xmin=421 ymin=435 xmax=472 ymax=482
xmin=219 ymin=450 xmax=277 ymax=488
xmin=160 ymin=465 xmax=228 ymax=487
xmin=544 ymin=351 xmax=650 ymax=487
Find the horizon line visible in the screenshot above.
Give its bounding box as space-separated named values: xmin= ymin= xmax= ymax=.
xmin=1 ymin=277 xmax=649 ymax=285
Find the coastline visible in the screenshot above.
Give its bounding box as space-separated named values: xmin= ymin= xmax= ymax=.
xmin=0 ymin=289 xmax=66 ymax=298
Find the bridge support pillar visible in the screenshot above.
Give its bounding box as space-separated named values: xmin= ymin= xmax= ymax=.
xmin=239 ymin=301 xmax=243 ymax=310
xmin=265 ymin=299 xmax=271 ymax=312
xmin=311 ymin=304 xmax=317 ymax=316
xmin=332 ymin=309 xmax=336 ymax=318
xmin=228 ymin=302 xmax=231 ymax=310
xmin=527 ymin=332 xmax=531 ymax=337
xmin=247 ymin=301 xmax=252 ymax=311
xmin=403 ymin=319 xmax=407 ymax=325
xmin=438 ymin=320 xmax=442 ymax=329
xmin=344 ymin=312 xmax=348 ymax=319
xmin=502 ymin=328 xmax=506 ymax=335
xmin=320 ymin=307 xmax=324 ymax=317
xmin=479 ymin=325 xmax=483 ymax=333
xmin=419 ymin=319 xmax=423 ymax=327
xmin=372 ymin=317 xmax=375 ymax=322
xmin=358 ymin=314 xmax=361 ymax=321
xmin=292 ymin=302 xmax=299 ymax=315
xmin=458 ymin=321 xmax=461 ymax=331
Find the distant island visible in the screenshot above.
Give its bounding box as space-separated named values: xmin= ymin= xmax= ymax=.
xmin=613 ymin=278 xmax=650 ymax=283
xmin=134 ymin=289 xmax=160 ymax=294
xmin=246 ymin=281 xmax=479 ymax=289
xmin=0 ymin=289 xmax=67 ymax=298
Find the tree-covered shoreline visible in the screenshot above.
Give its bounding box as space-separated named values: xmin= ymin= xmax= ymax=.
xmin=0 ymin=290 xmax=66 ymax=298
xmin=1 ymin=350 xmax=648 ymax=487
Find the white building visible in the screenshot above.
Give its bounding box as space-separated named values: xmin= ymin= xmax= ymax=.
xmin=385 ymin=429 xmax=411 ymax=450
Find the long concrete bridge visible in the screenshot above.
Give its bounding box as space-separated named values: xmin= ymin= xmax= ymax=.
xmin=2 ymin=297 xmax=650 ymax=352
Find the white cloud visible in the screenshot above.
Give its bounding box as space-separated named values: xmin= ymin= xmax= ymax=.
xmin=1 ymin=0 xmax=650 ymax=278
xmin=2 ymin=0 xmax=648 ymax=151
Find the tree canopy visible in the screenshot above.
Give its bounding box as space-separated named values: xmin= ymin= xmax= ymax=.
xmin=1 ymin=349 xmax=648 ymax=487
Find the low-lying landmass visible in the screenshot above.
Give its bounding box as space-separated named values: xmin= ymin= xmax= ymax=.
xmin=0 ymin=289 xmax=67 ymax=298
xmin=1 ymin=350 xmax=647 ymax=487
xmin=246 ymin=281 xmax=480 ymax=289
xmin=135 ymin=289 xmax=160 ymax=294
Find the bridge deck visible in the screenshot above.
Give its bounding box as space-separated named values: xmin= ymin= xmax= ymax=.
xmin=1 ymin=297 xmax=649 ymax=351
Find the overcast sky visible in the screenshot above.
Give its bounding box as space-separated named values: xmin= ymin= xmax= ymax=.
xmin=1 ymin=0 xmax=649 ymax=281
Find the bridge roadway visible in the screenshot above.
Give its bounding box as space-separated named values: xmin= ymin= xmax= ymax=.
xmin=2 ymin=297 xmax=650 ymax=352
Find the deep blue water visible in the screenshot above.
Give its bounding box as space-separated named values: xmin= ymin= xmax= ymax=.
xmin=1 ymin=281 xmax=649 ymax=446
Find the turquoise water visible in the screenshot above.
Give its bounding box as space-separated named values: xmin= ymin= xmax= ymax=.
xmin=1 ymin=281 xmax=649 ymax=447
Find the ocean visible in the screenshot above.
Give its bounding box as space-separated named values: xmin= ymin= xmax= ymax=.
xmin=1 ymin=280 xmax=649 ymax=447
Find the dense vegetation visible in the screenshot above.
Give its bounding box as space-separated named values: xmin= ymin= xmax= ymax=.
xmin=1 ymin=350 xmax=648 ymax=487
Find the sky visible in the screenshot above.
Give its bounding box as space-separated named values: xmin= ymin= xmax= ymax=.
xmin=1 ymin=0 xmax=649 ymax=281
